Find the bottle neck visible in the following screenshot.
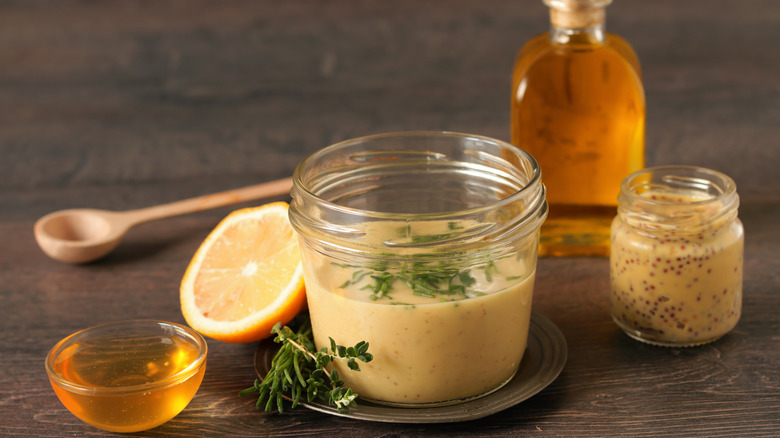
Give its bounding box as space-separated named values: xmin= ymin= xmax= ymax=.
xmin=550 ymin=24 xmax=605 ymax=45
xmin=546 ymin=1 xmax=607 ymax=45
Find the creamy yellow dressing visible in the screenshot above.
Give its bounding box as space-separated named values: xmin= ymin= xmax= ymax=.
xmin=301 ymin=220 xmax=536 ymax=405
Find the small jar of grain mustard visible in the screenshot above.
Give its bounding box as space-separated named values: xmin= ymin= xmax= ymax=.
xmin=610 ymin=165 xmax=743 ymax=347
xmin=289 ymin=131 xmax=547 ymax=406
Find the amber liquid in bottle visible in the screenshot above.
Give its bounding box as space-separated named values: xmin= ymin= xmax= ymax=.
xmin=511 ymin=0 xmax=645 ymax=256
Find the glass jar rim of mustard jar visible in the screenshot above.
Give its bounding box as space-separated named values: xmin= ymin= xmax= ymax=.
xmin=289 ymin=131 xmax=547 ymax=407
xmin=617 ymin=165 xmax=739 ymax=235
xmin=610 ymin=165 xmax=743 ymax=347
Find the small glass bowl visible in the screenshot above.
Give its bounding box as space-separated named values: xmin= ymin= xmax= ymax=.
xmin=45 ymin=320 xmax=207 ymax=433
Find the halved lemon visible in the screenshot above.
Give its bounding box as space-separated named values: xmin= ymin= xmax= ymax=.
xmin=180 ymin=202 xmax=306 ymax=343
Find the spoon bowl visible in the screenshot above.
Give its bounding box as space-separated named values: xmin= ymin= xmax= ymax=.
xmin=34 ymin=177 xmax=293 ymax=264
xmin=35 ymin=209 xmax=128 ymax=263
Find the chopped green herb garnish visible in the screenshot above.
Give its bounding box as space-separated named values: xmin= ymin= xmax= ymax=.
xmin=340 ymin=262 xmax=486 ymax=300
xmin=484 ymin=260 xmax=499 ymax=282
xmin=333 ymin=226 xmax=517 ymax=301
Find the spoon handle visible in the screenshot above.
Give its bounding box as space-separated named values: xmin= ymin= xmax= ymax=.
xmin=123 ymin=177 xmax=293 ymax=225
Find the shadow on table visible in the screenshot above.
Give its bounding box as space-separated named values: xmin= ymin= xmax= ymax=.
xmin=88 ymin=219 xmax=218 ymax=266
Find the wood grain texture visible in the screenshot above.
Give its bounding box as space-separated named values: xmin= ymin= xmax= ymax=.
xmin=1 ymin=0 xmax=778 ymax=436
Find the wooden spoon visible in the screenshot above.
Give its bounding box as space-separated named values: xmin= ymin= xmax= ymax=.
xmin=34 ymin=177 xmax=293 ymax=264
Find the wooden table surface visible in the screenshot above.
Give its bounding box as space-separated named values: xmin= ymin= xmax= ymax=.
xmin=1 ymin=1 xmax=778 ymax=436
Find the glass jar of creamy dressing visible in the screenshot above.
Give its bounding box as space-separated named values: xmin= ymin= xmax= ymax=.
xmin=610 ymin=165 xmax=743 ymax=347
xmin=289 ymin=132 xmax=547 ymax=406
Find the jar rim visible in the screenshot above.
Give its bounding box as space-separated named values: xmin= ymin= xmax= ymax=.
xmin=289 ymin=131 xmax=547 ymax=258
xmin=617 ymin=165 xmax=739 ymax=232
xmin=292 ymin=131 xmax=544 ymax=221
xmin=619 ymin=165 xmax=737 ymax=206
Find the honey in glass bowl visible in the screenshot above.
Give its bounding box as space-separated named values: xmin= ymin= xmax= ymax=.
xmin=45 ymin=320 xmax=207 ymax=433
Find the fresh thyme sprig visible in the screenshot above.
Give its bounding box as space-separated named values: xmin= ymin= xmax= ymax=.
xmin=240 ymin=318 xmax=373 ymax=414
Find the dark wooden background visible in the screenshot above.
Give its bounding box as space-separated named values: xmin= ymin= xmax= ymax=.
xmin=1 ymin=0 xmax=778 ymax=436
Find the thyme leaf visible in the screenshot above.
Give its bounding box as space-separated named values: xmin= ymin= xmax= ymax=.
xmin=240 ymin=318 xmax=373 ymax=414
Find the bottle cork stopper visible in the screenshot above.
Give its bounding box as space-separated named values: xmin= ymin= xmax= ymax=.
xmin=544 ymin=0 xmax=611 ymax=28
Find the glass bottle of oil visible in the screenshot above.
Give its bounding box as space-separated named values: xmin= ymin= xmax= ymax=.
xmin=511 ymin=0 xmax=645 ymax=257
